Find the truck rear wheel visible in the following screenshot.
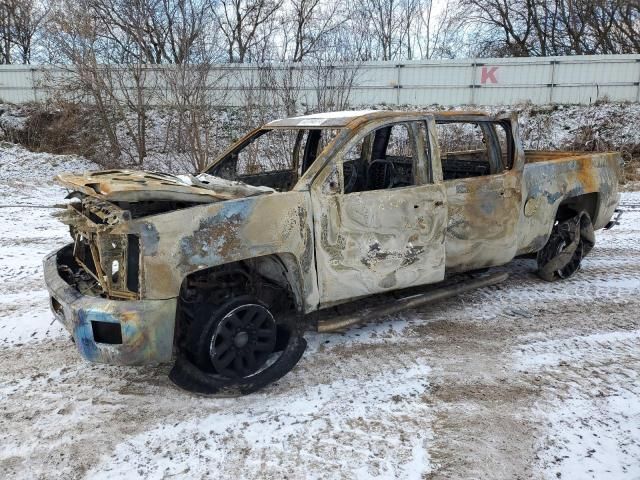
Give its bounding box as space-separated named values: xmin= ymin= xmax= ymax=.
xmin=537 ymin=211 xmax=595 ymax=282
xmin=169 ymin=295 xmax=306 ymax=395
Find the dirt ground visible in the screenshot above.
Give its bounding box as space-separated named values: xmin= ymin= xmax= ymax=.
xmin=0 ymin=148 xmax=638 ymax=478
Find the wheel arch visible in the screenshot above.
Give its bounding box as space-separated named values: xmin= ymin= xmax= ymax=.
xmin=554 ymin=192 xmax=599 ymax=223
xmin=181 ymin=252 xmax=307 ymax=307
xmin=174 ymin=253 xmax=308 ymax=347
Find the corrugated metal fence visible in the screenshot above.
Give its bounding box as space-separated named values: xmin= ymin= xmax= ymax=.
xmin=1 ymin=54 xmax=639 ymax=106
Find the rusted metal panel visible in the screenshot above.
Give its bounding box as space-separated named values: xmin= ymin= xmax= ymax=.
xmin=443 ymin=171 xmax=522 ymax=271
xmin=56 ymin=170 xmax=274 ymax=203
xmin=307 ymin=112 xmax=449 ymax=306
xmin=434 ymin=113 xmax=525 ymax=271
xmin=44 ymin=247 xmax=176 ymax=365
xmin=517 ymin=151 xmax=622 ymax=254
xmin=311 ymin=184 xmax=447 ymax=307
xmin=133 ymin=191 xmax=319 ymax=310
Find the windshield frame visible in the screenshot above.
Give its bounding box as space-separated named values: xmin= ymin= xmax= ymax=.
xmin=202 ymin=126 xmax=345 ymax=190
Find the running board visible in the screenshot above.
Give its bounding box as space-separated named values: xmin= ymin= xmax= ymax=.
xmin=317 ymin=271 xmax=509 ymax=333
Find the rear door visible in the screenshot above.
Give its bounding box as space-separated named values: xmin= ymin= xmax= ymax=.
xmin=311 ymin=117 xmax=447 ymax=308
xmin=435 ymin=114 xmax=523 ymax=271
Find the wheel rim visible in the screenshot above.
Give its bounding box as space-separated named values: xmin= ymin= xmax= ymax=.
xmin=543 ymin=230 xmax=583 ymax=279
xmin=557 ymin=239 xmax=583 ymax=278
xmin=209 ymin=304 xmax=277 ymax=378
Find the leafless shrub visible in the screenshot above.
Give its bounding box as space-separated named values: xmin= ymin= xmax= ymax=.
xmin=234 ymin=64 xmax=278 ymax=130
xmin=42 ymin=0 xmax=217 ymax=168
xmin=161 ymin=61 xmax=229 ymax=172
xmin=307 ymin=61 xmax=360 ymax=112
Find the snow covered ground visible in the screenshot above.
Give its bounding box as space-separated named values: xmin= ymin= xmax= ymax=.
xmin=0 ymin=143 xmax=639 ymax=479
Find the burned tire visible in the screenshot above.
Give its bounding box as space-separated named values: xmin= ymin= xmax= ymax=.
xmin=537 ymin=211 xmax=595 ymax=282
xmin=169 ymin=295 xmax=306 ymax=395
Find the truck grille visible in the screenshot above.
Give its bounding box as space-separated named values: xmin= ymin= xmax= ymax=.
xmin=73 ymin=231 xmax=140 ymax=300
xmin=59 ymin=196 xmax=140 ymax=300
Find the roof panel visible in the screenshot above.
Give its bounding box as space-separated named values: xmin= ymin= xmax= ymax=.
xmin=266 ymin=110 xmax=385 ymax=127
xmin=265 ymin=109 xmax=492 ymax=128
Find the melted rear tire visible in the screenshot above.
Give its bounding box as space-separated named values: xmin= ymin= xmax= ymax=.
xmin=537 ymin=211 xmax=595 ymax=282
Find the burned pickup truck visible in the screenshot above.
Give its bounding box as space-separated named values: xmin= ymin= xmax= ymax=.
xmin=43 ymin=110 xmax=622 ymax=394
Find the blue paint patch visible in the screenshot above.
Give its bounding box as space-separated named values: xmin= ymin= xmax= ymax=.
xmin=545 ymin=191 xmax=563 ymax=204
xmin=75 ymin=309 xmax=101 ymax=362
xmin=480 ymin=200 xmax=495 ymax=215
xmin=121 ymin=321 xmax=138 ymax=338
xmin=179 ymin=199 xmax=256 ymax=268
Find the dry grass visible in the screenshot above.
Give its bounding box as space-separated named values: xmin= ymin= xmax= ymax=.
xmin=623 ymin=155 xmax=640 ymax=184
xmin=1 ymin=102 xmax=100 ymax=158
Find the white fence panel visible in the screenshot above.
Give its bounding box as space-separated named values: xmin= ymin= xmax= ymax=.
xmin=0 ymin=54 xmax=639 ymax=107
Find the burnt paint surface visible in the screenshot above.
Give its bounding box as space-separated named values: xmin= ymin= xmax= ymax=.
xmin=43 ymin=248 xmax=176 ymax=365
xmin=517 ymin=152 xmax=621 ymax=255
xmin=46 ymin=110 xmax=622 ymax=368
xmin=133 ymin=192 xmax=319 ymax=312
xmin=443 ymin=171 xmax=521 ymax=271
xmin=312 ymin=183 xmax=447 ymax=307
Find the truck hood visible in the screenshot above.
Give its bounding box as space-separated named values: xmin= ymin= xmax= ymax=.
xmin=55 ymin=170 xmax=275 ymax=203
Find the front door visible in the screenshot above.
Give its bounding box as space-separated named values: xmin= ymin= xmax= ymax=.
xmin=311 ymin=119 xmax=447 ymax=308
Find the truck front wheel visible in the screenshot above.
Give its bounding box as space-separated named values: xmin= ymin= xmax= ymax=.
xmin=190 ymin=297 xmax=277 ymax=376
xmin=169 ymin=295 xmax=306 ymax=395
xmin=537 ymin=211 xmax=595 ymax=282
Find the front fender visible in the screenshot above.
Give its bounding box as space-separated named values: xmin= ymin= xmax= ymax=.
xmin=135 ymin=192 xmax=319 ymax=312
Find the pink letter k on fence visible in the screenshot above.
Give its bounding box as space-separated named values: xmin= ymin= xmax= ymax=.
xmin=480 ymin=66 xmax=498 ymax=84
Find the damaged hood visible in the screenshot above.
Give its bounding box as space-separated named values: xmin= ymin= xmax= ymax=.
xmin=55 ymin=170 xmax=275 ymax=203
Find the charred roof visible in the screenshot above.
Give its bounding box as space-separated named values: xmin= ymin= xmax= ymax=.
xmin=265 ymin=109 xmax=491 ymax=128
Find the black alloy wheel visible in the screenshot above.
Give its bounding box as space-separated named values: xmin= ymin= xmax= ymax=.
xmin=209 ymin=303 xmax=277 ymax=378
xmin=171 ymin=295 xmax=308 ymax=395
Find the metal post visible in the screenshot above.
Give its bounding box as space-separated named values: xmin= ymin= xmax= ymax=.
xmin=470 ymin=62 xmax=478 ymax=105
xmin=28 ymin=67 xmax=37 ymax=103
xmin=396 ymin=64 xmax=403 ymax=105
xmin=636 ymin=59 xmax=640 ymax=103
xmin=549 ymin=60 xmax=557 ymax=104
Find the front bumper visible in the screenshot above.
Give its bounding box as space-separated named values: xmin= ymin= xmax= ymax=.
xmin=43 ymin=244 xmax=177 ymax=365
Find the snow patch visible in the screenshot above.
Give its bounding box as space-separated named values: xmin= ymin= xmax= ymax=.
xmin=88 ymin=362 xmax=433 ymax=479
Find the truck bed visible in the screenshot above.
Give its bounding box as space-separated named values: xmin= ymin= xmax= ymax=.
xmin=517 ymin=150 xmax=621 ymax=257
xmin=525 ymin=150 xmax=598 ymax=163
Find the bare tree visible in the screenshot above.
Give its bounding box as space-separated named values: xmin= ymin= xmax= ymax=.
xmin=212 ymin=0 xmax=284 ymax=63
xmin=0 ymin=0 xmax=15 ymax=63
xmin=412 ymin=0 xmax=460 ymax=59
xmin=308 ymin=60 xmax=360 ymax=112
xmin=43 ymin=0 xmax=227 ymax=167
xmin=360 ymin=0 xmax=403 ymax=60
xmin=281 ymin=0 xmax=344 ymax=62
xmin=449 ymin=0 xmax=640 ymax=57
xmin=161 ymin=46 xmax=229 ymax=171
xmin=0 ymin=0 xmax=46 ymax=64
xmin=346 ymin=0 xmax=429 ymax=61
xmin=46 ymin=0 xmax=164 ymax=165
xmin=83 ymin=0 xmax=210 ymax=65
xmin=238 ymin=64 xmax=278 ymax=125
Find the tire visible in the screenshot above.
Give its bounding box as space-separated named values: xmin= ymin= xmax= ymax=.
xmin=537 ymin=211 xmax=595 ymax=282
xmin=170 ymin=295 xmax=307 ymax=395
